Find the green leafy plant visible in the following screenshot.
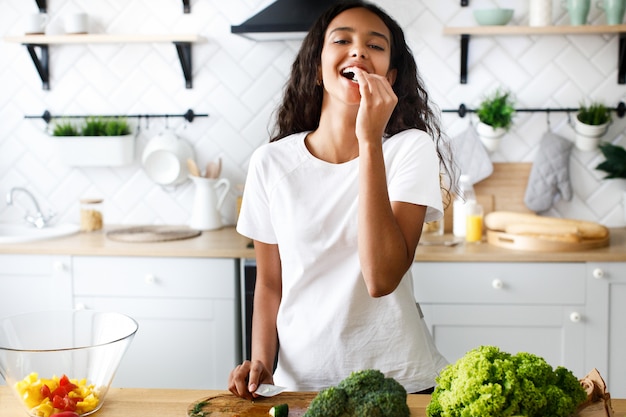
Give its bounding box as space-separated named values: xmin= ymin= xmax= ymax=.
xmin=577 ymin=102 xmax=612 ymax=126
xmin=52 ymin=117 xmax=131 ymax=137
xmin=476 ymin=88 xmax=515 ymax=130
xmin=427 ymin=345 xmax=587 ymax=417
xmin=596 ymin=142 xmax=626 ymax=179
xmin=52 ymin=120 xmax=80 ymax=136
xmin=82 ymin=117 xmax=109 ymax=136
xmin=104 ymin=118 xmax=130 ymax=136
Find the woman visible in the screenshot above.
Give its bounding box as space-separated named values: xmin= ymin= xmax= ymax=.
xmin=229 ymin=0 xmax=455 ymax=399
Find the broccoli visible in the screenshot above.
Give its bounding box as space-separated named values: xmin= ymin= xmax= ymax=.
xmin=303 ymin=369 xmax=409 ymax=417
xmin=426 ymin=345 xmax=588 ymax=417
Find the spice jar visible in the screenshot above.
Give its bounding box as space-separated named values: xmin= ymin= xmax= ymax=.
xmin=80 ymin=198 xmax=103 ymax=232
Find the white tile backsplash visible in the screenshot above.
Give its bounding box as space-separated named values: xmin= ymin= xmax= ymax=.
xmin=1 ymin=0 xmax=625 ymax=228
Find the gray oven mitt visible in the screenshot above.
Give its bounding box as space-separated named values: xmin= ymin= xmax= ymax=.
xmin=451 ymin=125 xmax=493 ymax=184
xmin=524 ymin=131 xmax=573 ymax=213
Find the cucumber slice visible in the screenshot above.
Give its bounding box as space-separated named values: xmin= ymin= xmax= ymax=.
xmin=269 ymin=403 xmax=288 ymax=417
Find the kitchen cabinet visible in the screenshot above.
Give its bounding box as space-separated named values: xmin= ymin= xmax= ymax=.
xmin=0 ymin=254 xmax=73 ymax=385
xmin=72 ymin=256 xmax=240 ymax=390
xmin=585 ymin=262 xmax=626 ymax=398
xmin=443 ymin=24 xmax=626 ymax=83
xmin=411 ymin=262 xmax=589 ymax=378
xmin=0 ymin=254 xmax=72 ymax=319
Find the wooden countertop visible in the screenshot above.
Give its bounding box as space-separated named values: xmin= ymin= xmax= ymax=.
xmin=0 ymin=387 xmax=623 ymax=417
xmin=0 ymin=225 xmax=625 ymax=262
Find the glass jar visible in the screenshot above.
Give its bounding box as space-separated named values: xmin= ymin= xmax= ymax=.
xmin=80 ymin=198 xmax=103 ymax=232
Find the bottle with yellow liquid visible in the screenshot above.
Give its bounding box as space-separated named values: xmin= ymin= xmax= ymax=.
xmin=465 ymin=202 xmax=484 ymax=243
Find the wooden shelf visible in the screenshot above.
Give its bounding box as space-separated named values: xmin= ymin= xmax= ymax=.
xmin=443 ymin=24 xmax=626 ymax=84
xmin=4 ymin=34 xmax=206 ymax=90
xmin=444 ymin=24 xmax=626 ymax=35
xmin=4 ymin=33 xmax=204 ymax=44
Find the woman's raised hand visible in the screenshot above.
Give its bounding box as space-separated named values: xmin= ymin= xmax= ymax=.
xmin=354 ymin=68 xmax=398 ymax=143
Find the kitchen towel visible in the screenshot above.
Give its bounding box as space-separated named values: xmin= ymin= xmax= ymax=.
xmin=524 ymin=131 xmax=574 ymax=213
xmin=451 ymin=124 xmax=493 ymax=184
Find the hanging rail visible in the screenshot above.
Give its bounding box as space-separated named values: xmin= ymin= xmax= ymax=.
xmin=442 ymin=102 xmax=626 ymax=118
xmin=24 ymin=109 xmax=209 ymax=124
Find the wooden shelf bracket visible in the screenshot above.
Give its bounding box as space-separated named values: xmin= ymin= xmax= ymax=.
xmin=24 ymin=44 xmax=50 ymax=90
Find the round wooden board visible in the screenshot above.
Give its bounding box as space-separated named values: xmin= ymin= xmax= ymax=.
xmin=106 ymin=225 xmax=201 ymax=242
xmin=487 ymin=230 xmax=610 ymax=252
xmin=188 ymin=392 xmax=317 ymax=417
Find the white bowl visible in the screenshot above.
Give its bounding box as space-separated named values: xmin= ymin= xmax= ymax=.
xmin=142 ymin=131 xmax=195 ymax=186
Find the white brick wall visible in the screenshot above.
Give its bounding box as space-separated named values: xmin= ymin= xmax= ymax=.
xmin=1 ymin=0 xmax=624 ymax=227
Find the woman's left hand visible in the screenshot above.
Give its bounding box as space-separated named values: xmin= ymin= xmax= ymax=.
xmin=354 ymin=68 xmax=398 ymax=143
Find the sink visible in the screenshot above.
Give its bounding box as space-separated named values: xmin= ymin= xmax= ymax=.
xmin=0 ymin=223 xmax=80 ymax=244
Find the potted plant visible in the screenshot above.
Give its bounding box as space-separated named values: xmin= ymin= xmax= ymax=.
xmin=52 ymin=117 xmax=134 ymax=166
xmin=595 ymin=142 xmax=626 ymax=179
xmin=574 ymin=101 xmax=612 ymax=151
xmin=475 ymin=88 xmax=515 ymax=152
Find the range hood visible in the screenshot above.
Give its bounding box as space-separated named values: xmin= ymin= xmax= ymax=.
xmin=231 ymin=0 xmax=338 ymax=41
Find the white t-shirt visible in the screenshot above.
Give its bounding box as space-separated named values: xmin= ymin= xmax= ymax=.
xmin=237 ymin=129 xmax=448 ymax=392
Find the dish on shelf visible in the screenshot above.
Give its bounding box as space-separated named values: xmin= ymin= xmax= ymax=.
xmin=473 ymin=8 xmax=514 ymax=26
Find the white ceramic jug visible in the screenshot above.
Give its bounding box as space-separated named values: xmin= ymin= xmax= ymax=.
xmin=189 ymin=176 xmax=231 ymax=231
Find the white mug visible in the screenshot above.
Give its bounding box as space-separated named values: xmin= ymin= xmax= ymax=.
xmin=530 ymin=0 xmax=553 ymax=26
xmin=25 ymin=13 xmax=48 ymax=34
xmin=64 ymin=13 xmax=88 ymax=34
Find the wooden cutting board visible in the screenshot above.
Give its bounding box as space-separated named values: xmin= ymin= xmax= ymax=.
xmin=106 ymin=225 xmax=201 ymax=242
xmin=188 ymin=392 xmax=317 ymax=417
xmin=487 ymin=230 xmax=610 ymax=252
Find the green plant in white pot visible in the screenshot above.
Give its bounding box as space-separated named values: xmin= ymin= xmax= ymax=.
xmin=51 ymin=117 xmax=134 ymax=166
xmin=574 ymin=102 xmax=612 ymax=151
xmin=475 ymin=88 xmax=515 ymax=152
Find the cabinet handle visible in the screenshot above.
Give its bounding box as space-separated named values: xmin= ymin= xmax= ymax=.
xmin=53 ymin=261 xmax=66 ymax=272
xmin=569 ymin=312 xmax=582 ymax=323
xmin=75 ymin=303 xmax=86 ymax=310
xmin=491 ymin=279 xmax=504 ymax=289
xmin=144 ymin=274 xmax=157 ymax=284
xmin=592 ymin=268 xmax=605 ymax=279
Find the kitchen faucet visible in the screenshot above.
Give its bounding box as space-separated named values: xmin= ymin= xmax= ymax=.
xmin=6 ymin=187 xmax=55 ymax=228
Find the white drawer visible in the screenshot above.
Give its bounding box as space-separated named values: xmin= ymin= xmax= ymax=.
xmin=412 ymin=262 xmax=585 ymax=305
xmin=73 ymin=256 xmax=236 ymax=299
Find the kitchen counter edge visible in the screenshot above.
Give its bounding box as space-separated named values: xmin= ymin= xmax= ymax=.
xmin=1 ymin=226 xmax=625 ymax=262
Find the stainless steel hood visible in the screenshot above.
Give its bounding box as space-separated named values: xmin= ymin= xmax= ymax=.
xmin=231 ymin=0 xmax=338 ymax=41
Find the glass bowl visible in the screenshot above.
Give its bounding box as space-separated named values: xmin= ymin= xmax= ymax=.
xmin=0 ymin=310 xmax=138 ymax=417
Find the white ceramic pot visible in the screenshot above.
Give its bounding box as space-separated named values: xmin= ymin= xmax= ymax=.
xmin=142 ymin=131 xmax=195 ymax=186
xmin=476 ymin=122 xmax=506 ymax=152
xmin=574 ymin=118 xmax=609 ymax=151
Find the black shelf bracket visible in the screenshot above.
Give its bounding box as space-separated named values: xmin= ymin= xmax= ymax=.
xmin=182 ymin=0 xmax=190 ymax=13
xmin=456 ymin=32 xmax=625 ymax=84
xmin=619 ymin=33 xmax=626 ymax=84
xmin=174 ymin=42 xmax=193 ymax=88
xmin=461 ymin=0 xmax=469 ymax=5
xmin=25 ymin=44 xmax=50 ymax=90
xmin=460 ymin=34 xmax=470 ymax=84
xmin=35 ymin=0 xmax=46 ymax=12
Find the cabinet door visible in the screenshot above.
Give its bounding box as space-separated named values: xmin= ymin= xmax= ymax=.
xmin=73 ymin=256 xmax=240 ymax=390
xmin=0 ymin=254 xmax=72 ymax=318
xmin=586 ymin=262 xmax=626 ymax=398
xmin=412 ymin=262 xmax=587 ymax=377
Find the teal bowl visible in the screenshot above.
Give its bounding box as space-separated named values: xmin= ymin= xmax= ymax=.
xmin=473 ymin=9 xmax=514 ymax=26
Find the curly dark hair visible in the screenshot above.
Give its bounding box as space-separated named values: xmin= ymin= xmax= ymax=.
xmin=270 ymin=0 xmax=456 ymax=205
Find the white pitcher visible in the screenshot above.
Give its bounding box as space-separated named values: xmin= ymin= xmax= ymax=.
xmin=189 ymin=176 xmax=231 ymax=231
